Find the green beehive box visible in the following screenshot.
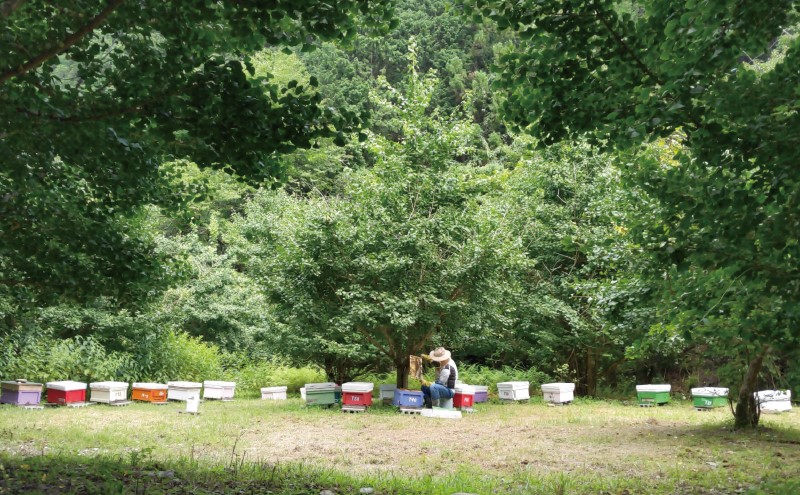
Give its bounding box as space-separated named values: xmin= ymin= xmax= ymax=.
xmin=305 ymin=383 xmax=336 ymax=406
xmin=691 ymin=387 xmax=728 ymax=409
xmin=636 ymin=384 xmax=671 ymax=405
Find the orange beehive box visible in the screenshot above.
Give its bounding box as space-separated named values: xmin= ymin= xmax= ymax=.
xmin=131 ymin=382 xmax=167 ymax=403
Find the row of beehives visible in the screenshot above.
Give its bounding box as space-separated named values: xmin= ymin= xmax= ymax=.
xmin=635 ymin=384 xmax=794 ymax=412
xmin=0 ymin=380 xmax=236 ymax=406
xmin=286 ymin=381 xmax=579 ymax=410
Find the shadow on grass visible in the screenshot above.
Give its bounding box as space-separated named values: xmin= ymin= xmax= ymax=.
xmin=0 ymin=453 xmax=386 ymax=495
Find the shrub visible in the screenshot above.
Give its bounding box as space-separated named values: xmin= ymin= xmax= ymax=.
xmin=231 ymin=359 xmax=326 ymax=398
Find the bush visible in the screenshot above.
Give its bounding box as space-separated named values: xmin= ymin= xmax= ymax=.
xmin=128 ymin=331 xmax=224 ymax=383
xmin=231 ymin=359 xmax=326 ymax=398
xmin=0 ymin=332 xmax=131 ymax=384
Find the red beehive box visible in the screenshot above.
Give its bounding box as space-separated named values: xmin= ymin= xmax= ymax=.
xmin=46 ymin=381 xmax=87 ymax=404
xmin=454 ymin=384 xmax=475 ymax=408
xmin=341 ymin=382 xmax=374 ymax=407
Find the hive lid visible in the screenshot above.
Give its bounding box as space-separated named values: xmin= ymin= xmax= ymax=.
xmin=167 ymin=381 xmax=202 ymax=388
xmin=636 ymin=384 xmax=671 ymax=393
xmin=203 ymin=380 xmax=236 ymax=387
xmin=455 ymin=384 xmax=475 ymax=394
xmin=261 ymin=386 xmax=288 ymax=393
xmin=133 ymin=382 xmax=167 ymax=390
xmin=541 ymin=382 xmax=576 ymax=392
xmin=46 ymin=381 xmax=87 ymax=391
xmin=497 ymin=381 xmax=529 ymax=389
xmin=342 ymin=381 xmax=374 ymax=393
xmin=379 ymin=384 xmax=397 ymax=390
xmin=305 ymin=382 xmax=336 ymax=391
xmin=90 ymin=381 xmax=129 ymax=390
xmin=691 ymin=387 xmax=729 ymax=397
xmin=2 ymin=380 xmax=43 ymax=387
xmin=755 ymin=389 xmax=791 ymax=401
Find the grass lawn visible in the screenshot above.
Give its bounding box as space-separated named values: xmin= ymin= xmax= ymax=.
xmin=0 ymin=397 xmax=798 ymax=494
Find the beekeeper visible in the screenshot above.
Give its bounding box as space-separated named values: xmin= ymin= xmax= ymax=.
xmin=419 ymin=346 xmax=458 ymax=408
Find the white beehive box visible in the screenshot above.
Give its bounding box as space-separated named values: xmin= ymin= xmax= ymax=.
xmin=497 ymin=381 xmax=530 ymax=401
xmin=261 ymin=386 xmax=288 ymax=400
xmin=454 ymin=384 xmax=475 ymax=395
xmin=541 ymin=382 xmax=575 ymax=404
xmin=379 ymin=384 xmax=396 ymax=400
xmin=203 ymin=380 xmax=236 ymax=400
xmin=341 ymin=382 xmax=374 ymax=393
xmin=756 ymin=390 xmax=792 ymax=413
xmin=167 ymin=381 xmax=202 ymax=401
xmin=300 ymin=387 xmax=306 ymax=400
xmin=89 ymin=381 xmax=128 ymax=403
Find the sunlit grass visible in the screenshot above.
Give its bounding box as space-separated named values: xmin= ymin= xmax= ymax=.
xmin=1 ymin=398 xmax=798 ymax=494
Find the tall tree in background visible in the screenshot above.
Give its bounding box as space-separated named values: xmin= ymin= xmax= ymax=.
xmin=0 ymin=1 xmax=395 ymax=309
xmin=235 ymin=47 xmax=524 ymax=387
xmin=461 ymin=0 xmax=799 ymax=426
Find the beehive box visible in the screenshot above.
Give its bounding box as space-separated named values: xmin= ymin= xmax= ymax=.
xmin=46 ymin=381 xmax=87 ymax=404
xmin=203 ymin=380 xmax=235 ymax=400
xmin=393 ymin=389 xmax=425 ymax=408
xmin=691 ymin=387 xmax=729 ymax=409
xmin=342 ymin=382 xmax=374 ymax=407
xmin=497 ymin=381 xmax=530 ymax=401
xmin=305 ymin=382 xmax=336 ymax=406
xmin=261 ymin=386 xmax=288 ymax=400
xmin=167 ymin=381 xmax=202 ymax=401
xmin=472 ymin=385 xmax=489 ymax=403
xmin=636 ymin=384 xmax=671 ymax=405
xmin=541 ymin=382 xmax=575 ymax=404
xmin=454 ymin=384 xmax=475 ymax=408
xmin=89 ymin=381 xmax=128 ymax=403
xmin=1 ymin=380 xmax=43 ymax=406
xmin=132 ymin=382 xmax=168 ymax=403
xmin=756 ymin=390 xmax=792 ymax=413
xmin=379 ymin=384 xmax=396 ymax=404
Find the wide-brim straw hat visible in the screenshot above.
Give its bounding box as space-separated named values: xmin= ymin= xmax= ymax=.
xmin=429 ymin=347 xmax=451 ymax=362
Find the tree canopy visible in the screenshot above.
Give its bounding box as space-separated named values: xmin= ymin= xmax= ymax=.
xmin=1 ymin=0 xmax=395 ymax=306
xmin=460 ymin=0 xmax=800 ymax=426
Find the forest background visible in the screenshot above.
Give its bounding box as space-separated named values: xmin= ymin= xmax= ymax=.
xmin=1 ymin=0 xmax=798 ymax=428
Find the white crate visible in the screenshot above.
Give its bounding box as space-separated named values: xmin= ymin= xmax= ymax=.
xmin=203 ymin=380 xmax=236 ymax=400
xmin=261 ymin=386 xmax=288 ymax=400
xmin=379 ymin=384 xmax=396 ymax=400
xmin=342 ymin=381 xmax=374 ymax=393
xmin=756 ymin=390 xmax=792 ymax=413
xmin=167 ymin=381 xmax=202 ymax=401
xmin=497 ymin=381 xmax=530 ymax=401
xmin=89 ymin=381 xmax=128 ymax=403
xmin=541 ymin=382 xmax=575 ymax=404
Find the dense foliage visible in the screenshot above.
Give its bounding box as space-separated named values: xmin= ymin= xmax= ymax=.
xmin=1 ymin=0 xmax=797 ymax=425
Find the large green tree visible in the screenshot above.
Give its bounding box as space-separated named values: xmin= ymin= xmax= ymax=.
xmin=1 ymin=0 xmax=394 ymax=307
xmin=461 ymin=0 xmax=800 ymax=426
xmin=234 ymin=49 xmax=523 ymax=387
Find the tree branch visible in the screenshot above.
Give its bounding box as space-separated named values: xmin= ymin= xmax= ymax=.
xmin=0 ymin=0 xmax=126 ymax=85
xmin=593 ymin=8 xmax=664 ymax=86
xmin=355 ymin=325 xmax=394 ymax=361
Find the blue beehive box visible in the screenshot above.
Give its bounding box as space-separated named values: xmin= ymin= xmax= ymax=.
xmin=393 ymin=389 xmax=424 ymax=408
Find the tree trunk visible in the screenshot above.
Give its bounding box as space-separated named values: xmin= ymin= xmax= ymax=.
xmin=585 ymin=349 xmax=598 ymax=397
xmin=395 ymin=356 xmax=410 ymax=389
xmin=734 ymin=346 xmax=770 ymax=429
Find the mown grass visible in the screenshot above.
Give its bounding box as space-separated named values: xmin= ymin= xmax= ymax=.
xmin=0 ymin=397 xmax=798 ymax=494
